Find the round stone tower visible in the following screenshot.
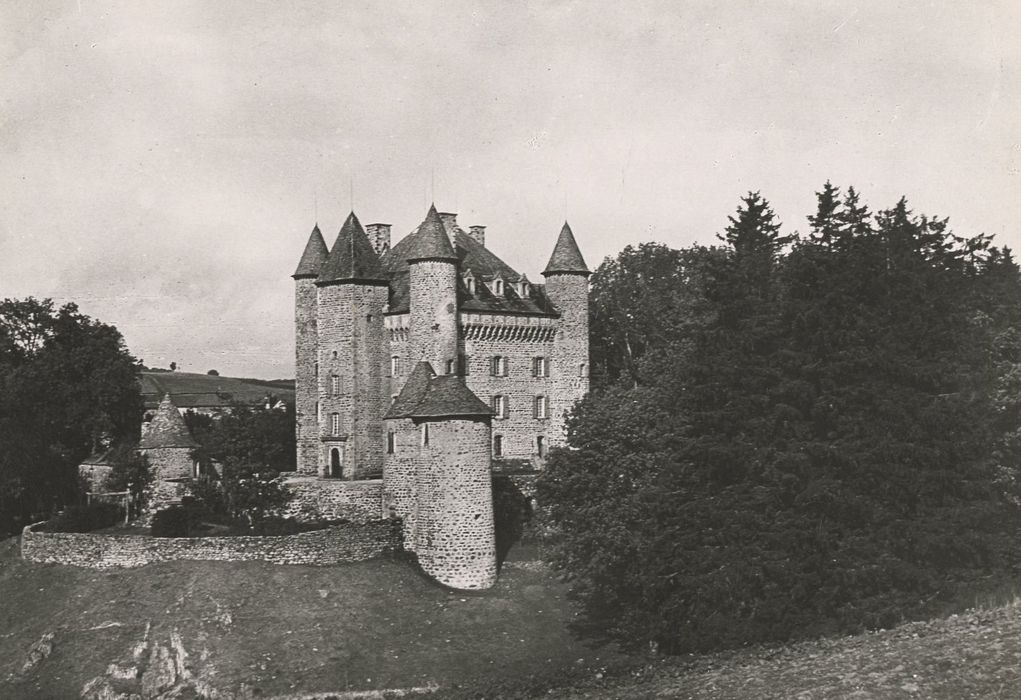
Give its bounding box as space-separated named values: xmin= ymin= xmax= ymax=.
xmin=407 ymin=205 xmax=459 ymax=375
xmin=292 ymin=223 xmax=329 ymax=474
xmin=542 ymin=222 xmax=591 ymax=438
xmin=383 ymin=362 xmax=497 ymax=590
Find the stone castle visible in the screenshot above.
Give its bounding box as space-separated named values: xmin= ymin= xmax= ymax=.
xmin=292 ymin=204 xmax=590 ymax=589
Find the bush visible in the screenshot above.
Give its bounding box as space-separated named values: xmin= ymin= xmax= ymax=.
xmin=44 ymin=503 xmax=122 ymax=533
xmin=151 ymin=506 xmax=197 ymax=538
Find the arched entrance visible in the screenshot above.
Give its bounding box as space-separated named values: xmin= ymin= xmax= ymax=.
xmin=329 ymin=447 xmax=343 ymax=478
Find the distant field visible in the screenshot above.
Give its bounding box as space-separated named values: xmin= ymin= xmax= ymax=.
xmin=0 ymin=538 xmax=627 ymax=698
xmin=140 ymin=370 xmax=294 ymax=411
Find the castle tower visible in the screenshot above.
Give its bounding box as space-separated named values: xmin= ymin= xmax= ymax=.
xmin=384 ymin=361 xmax=497 ymax=590
xmin=542 ymin=222 xmax=591 ymax=441
xmin=292 ymin=224 xmax=329 ymax=474
xmin=139 ymin=394 xmax=199 ymax=510
xmin=406 ymin=205 xmax=459 ymax=375
xmin=315 ymin=212 xmax=390 ymax=479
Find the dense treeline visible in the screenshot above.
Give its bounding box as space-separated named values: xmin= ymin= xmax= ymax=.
xmin=0 ymin=299 xmax=141 ymax=534
xmin=539 ymin=184 xmax=1021 ymax=653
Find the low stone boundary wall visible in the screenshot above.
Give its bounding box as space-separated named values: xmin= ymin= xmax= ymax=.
xmin=282 ymin=477 xmax=383 ymax=522
xmin=21 ymin=519 xmax=402 ymax=569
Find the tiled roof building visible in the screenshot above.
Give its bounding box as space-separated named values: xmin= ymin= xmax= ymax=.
xmin=291 ymin=204 xmax=590 ymax=589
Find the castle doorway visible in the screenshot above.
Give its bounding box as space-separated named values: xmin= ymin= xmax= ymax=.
xmin=329 ymin=447 xmax=343 ymax=478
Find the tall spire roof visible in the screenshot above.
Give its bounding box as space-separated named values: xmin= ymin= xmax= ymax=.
xmin=292 ymin=224 xmax=329 ymax=279
xmin=317 ymin=211 xmax=389 ymax=285
xmin=542 ymin=221 xmax=590 ymax=276
xmin=405 ymin=205 xmax=457 ymax=262
xmin=139 ymin=394 xmax=198 ymax=449
xmin=385 ymin=361 xmax=493 ymax=419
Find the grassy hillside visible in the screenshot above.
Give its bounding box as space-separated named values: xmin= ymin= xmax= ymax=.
xmin=0 ymin=538 xmax=626 ymax=698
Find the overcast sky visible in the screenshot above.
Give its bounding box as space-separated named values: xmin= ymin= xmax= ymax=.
xmin=2 ymin=1 xmax=1018 ymax=378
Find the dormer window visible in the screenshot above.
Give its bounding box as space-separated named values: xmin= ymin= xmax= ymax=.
xmin=492 ymin=278 xmax=504 ymax=296
xmin=464 ymin=271 xmax=477 ymax=295
xmin=518 ymin=276 xmax=529 ymax=297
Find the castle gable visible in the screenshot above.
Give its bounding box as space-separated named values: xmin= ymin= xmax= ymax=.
xmin=385 ymin=361 xmax=493 ymax=419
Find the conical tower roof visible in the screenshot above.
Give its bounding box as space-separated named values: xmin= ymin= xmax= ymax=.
xmin=292 ymin=224 xmax=329 ymax=279
xmin=139 ymin=394 xmax=198 ymax=449
xmin=542 ymin=221 xmax=590 ymax=276
xmin=405 ymin=205 xmax=457 ymax=262
xmin=318 ymin=212 xmax=389 ymax=285
xmin=385 ymin=361 xmax=493 ymax=419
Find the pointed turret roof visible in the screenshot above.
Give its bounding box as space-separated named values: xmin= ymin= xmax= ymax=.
xmin=139 ymin=394 xmax=198 ymax=449
xmin=385 ymin=361 xmax=493 ymax=419
xmin=404 ymin=205 xmax=457 ymax=262
xmin=292 ymin=224 xmax=329 ymax=279
xmin=317 ymin=212 xmax=389 ymax=285
xmin=542 ymin=222 xmax=590 ymax=276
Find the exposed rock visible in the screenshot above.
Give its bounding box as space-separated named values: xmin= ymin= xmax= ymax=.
xmin=20 ymin=631 xmax=54 ymax=674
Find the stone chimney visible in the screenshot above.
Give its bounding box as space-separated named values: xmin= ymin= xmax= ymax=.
xmin=469 ymin=225 xmax=486 ymax=247
xmin=365 ymin=223 xmax=391 ymax=257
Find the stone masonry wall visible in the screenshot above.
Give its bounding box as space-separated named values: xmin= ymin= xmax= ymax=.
xmin=317 ymin=283 xmax=388 ymax=478
xmin=21 ymin=519 xmax=401 ymax=569
xmin=414 ymin=417 xmax=496 ymax=590
xmin=142 ymin=447 xmax=195 ymax=481
xmin=282 ymin=477 xmax=384 ymax=522
xmin=463 ymin=335 xmax=557 ymax=462
xmin=382 ymin=418 xmax=420 ymax=549
xmin=295 ymin=277 xmax=320 ymax=474
xmin=544 ymin=273 xmax=590 ymax=446
xmin=409 ymin=260 xmax=458 ymax=373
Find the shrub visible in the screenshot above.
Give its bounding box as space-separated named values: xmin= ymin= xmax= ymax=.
xmin=44 ymin=503 xmax=122 ymax=533
xmin=151 ymin=506 xmax=197 ymax=538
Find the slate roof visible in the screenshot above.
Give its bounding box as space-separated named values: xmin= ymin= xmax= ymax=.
xmin=385 ymin=362 xmax=493 ymax=419
xmin=292 ymin=224 xmax=329 ymax=278
xmin=379 ymin=210 xmax=560 ymax=316
xmin=403 ymin=205 xmax=457 ymax=262
xmin=139 ymin=394 xmax=198 ymax=449
xmin=542 ymin=222 xmax=590 ymax=275
xmin=318 ymin=212 xmax=389 ymax=285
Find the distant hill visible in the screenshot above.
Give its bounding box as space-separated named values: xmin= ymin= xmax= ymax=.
xmin=140 ymin=371 xmax=295 ymax=411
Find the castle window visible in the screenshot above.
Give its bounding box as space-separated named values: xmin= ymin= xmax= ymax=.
xmin=519 ymin=280 xmax=529 ymax=297
xmin=579 ymin=362 xmax=588 ymax=378
xmin=421 ymin=423 xmax=430 ymax=446
xmin=446 ymin=359 xmax=455 ymax=375
xmin=330 ymin=375 xmax=340 ymax=396
xmin=391 ymin=394 xmax=398 ymax=404
xmin=492 ymin=395 xmax=508 ymax=419
xmin=534 ymin=395 xmax=548 ymax=419
xmin=314 ymin=361 xmax=319 ymax=378
xmin=459 ymin=354 xmax=470 ymax=376
xmin=316 ymin=401 xmax=321 ymax=422
xmin=536 ymin=435 xmax=546 ymax=458
xmin=332 ymin=350 xmax=338 ymax=359
xmin=391 ymin=356 xmax=401 ymax=377
xmin=465 ymin=276 xmax=476 ymax=294
xmin=490 ymin=356 xmax=508 ymax=377
xmin=493 ymin=279 xmax=504 ymax=295
xmin=330 ymin=413 xmax=340 ymax=436
xmin=532 ymin=356 xmax=549 ymax=378
xmin=493 ymin=434 xmax=503 ymax=458
xmin=387 ymin=430 xmax=395 ymax=454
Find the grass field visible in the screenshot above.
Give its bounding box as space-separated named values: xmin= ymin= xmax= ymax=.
xmin=0 ymin=538 xmax=628 ymax=698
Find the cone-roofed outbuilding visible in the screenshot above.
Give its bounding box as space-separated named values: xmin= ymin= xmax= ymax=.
xmin=542 ymin=221 xmax=590 ymax=276
xmin=139 ymin=394 xmax=198 ymax=449
xmin=292 ymin=224 xmax=329 ymax=279
xmin=318 ymin=211 xmax=389 ymax=284
xmin=404 ymin=205 xmax=458 ymax=262
xmin=385 ymin=361 xmax=493 ymax=419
